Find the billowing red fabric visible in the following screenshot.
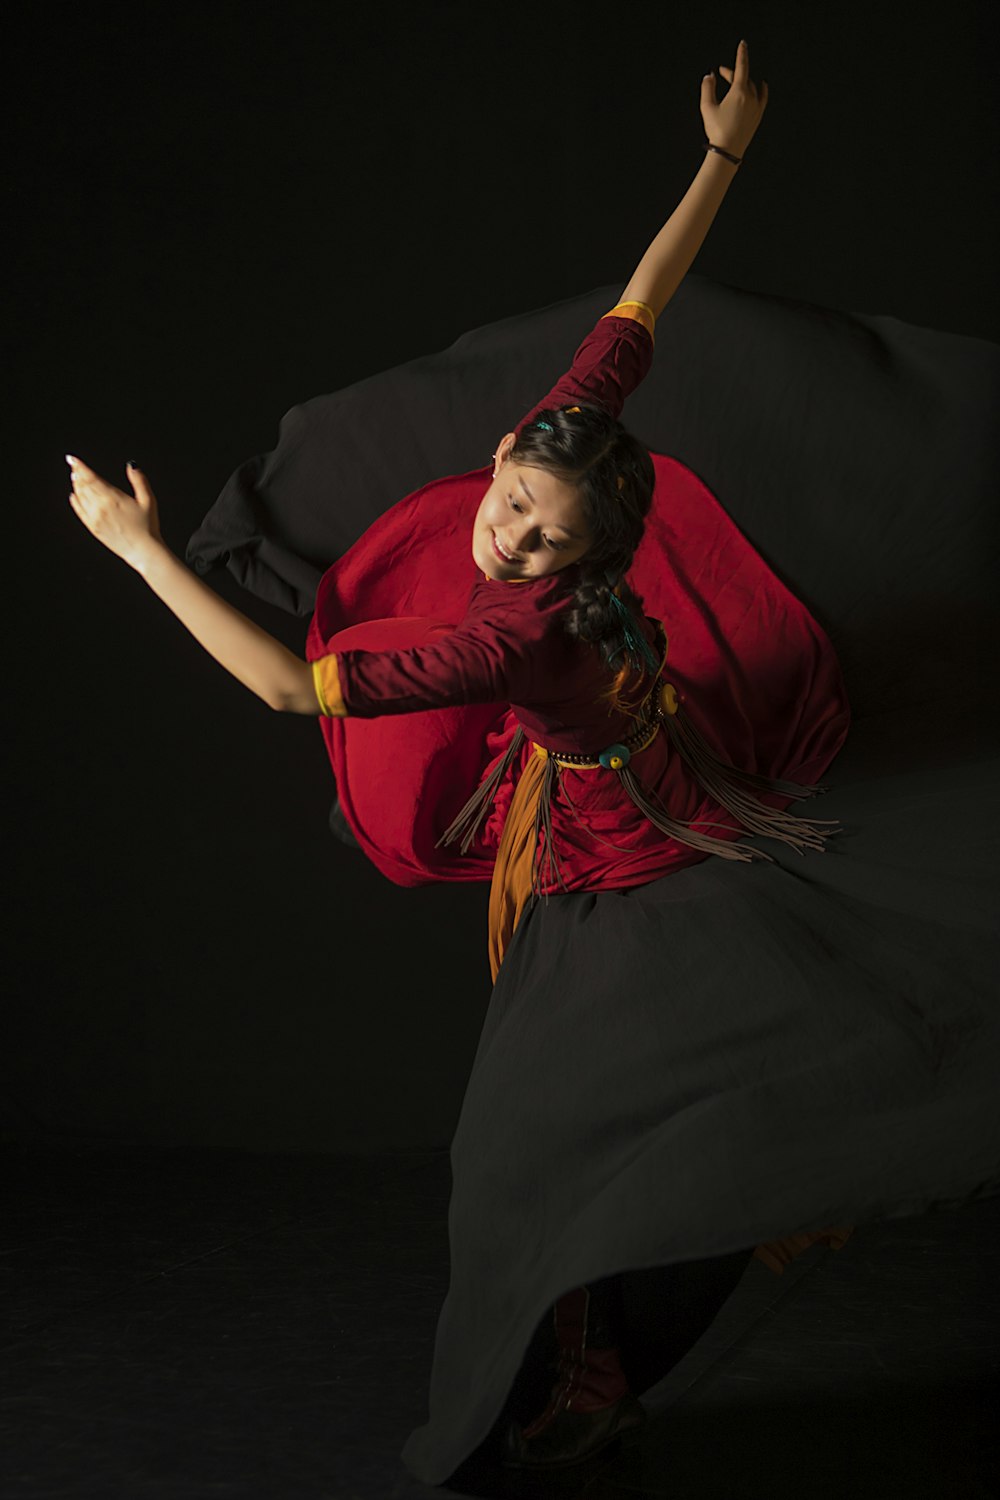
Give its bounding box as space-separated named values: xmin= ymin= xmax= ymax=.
xmin=304 ymin=312 xmax=851 ymax=891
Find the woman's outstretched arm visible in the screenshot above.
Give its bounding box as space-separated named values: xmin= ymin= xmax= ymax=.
xmin=67 ymin=456 xmax=319 ymax=714
xmin=618 ymin=39 xmax=768 ymax=319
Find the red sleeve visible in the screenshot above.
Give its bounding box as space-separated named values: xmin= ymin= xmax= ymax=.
xmin=516 ymin=301 xmax=656 ymax=433
xmin=323 ymin=616 xmax=542 ymax=718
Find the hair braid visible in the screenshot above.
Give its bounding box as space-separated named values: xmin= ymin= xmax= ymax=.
xmin=509 ymin=403 xmax=657 ymax=696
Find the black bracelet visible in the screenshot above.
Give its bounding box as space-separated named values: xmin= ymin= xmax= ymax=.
xmin=703 ymin=141 xmax=743 ymax=165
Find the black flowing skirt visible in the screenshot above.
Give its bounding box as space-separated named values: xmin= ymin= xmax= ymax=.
xmin=188 ymin=276 xmax=1000 ymax=1486
xmin=399 ymin=707 xmax=999 ymax=1481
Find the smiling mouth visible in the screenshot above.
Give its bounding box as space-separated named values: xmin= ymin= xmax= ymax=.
xmin=491 ymin=531 xmax=520 ymax=564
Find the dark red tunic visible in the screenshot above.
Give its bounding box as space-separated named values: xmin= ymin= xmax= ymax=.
xmin=305 ymin=308 xmax=851 ymax=891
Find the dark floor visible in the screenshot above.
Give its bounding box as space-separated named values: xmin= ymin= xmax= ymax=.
xmin=1 ymin=1146 xmax=998 ymax=1500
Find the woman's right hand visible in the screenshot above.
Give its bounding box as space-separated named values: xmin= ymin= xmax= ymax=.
xmin=67 ymin=456 xmax=164 ymax=572
xmin=700 ymin=39 xmax=768 ymax=159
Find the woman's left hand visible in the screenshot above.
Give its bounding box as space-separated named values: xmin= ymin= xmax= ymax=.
xmin=67 ymin=455 xmax=164 ymax=570
xmin=700 ymin=39 xmax=768 ymax=160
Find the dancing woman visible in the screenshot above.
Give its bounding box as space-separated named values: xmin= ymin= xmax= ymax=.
xmin=67 ymin=41 xmax=856 ymax=1478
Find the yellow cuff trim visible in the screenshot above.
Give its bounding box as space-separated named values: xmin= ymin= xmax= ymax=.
xmin=601 ymin=300 xmax=656 ymax=343
xmin=312 ymin=655 xmax=347 ymax=717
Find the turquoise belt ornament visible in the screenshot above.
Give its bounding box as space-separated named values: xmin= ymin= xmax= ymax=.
xmin=599 ymin=743 xmax=631 ymax=770
xmin=595 ymin=687 xmax=679 ymax=769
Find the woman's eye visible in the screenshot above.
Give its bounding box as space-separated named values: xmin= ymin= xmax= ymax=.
xmin=505 ymin=492 xmax=564 ymax=549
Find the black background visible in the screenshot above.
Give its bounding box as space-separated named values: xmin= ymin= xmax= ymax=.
xmin=8 ymin=0 xmax=999 ymax=1151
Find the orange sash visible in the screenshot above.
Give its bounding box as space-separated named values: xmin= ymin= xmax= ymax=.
xmin=487 ymin=746 xmax=549 ymax=983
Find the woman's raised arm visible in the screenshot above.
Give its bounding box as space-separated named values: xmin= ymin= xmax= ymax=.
xmin=618 ymin=39 xmax=768 ymax=320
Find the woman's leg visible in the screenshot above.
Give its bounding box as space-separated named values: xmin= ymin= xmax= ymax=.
xmin=478 ymin=1249 xmax=756 ymax=1470
xmin=499 ymin=1274 xmax=643 ymax=1468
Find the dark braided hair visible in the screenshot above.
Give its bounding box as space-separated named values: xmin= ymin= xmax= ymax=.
xmin=509 ymin=403 xmax=657 ymax=703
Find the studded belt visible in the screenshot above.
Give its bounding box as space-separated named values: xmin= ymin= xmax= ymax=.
xmin=534 ymin=681 xmax=682 ymax=771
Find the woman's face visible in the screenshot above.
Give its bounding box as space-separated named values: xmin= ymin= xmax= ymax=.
xmin=472 ymin=433 xmax=592 ymax=581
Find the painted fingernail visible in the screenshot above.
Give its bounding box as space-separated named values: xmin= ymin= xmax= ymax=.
xmin=127 ymin=460 xmax=139 ymax=470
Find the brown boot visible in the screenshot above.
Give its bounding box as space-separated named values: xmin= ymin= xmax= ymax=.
xmin=502 ymin=1280 xmax=645 ymax=1468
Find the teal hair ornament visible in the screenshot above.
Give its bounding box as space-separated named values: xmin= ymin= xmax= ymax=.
xmin=607 ymin=588 xmax=662 ymax=676
xmin=536 ymin=420 xmax=554 ymax=431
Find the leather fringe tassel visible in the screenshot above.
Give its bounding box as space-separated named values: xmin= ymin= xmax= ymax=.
xmin=619 ymin=764 xmax=768 ymax=863
xmin=632 ymin=700 xmax=844 ymax=861
xmin=437 ymin=727 xmax=526 ymax=855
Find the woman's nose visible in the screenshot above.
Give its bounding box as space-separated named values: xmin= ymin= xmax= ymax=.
xmin=508 ymin=521 xmax=541 ymax=553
